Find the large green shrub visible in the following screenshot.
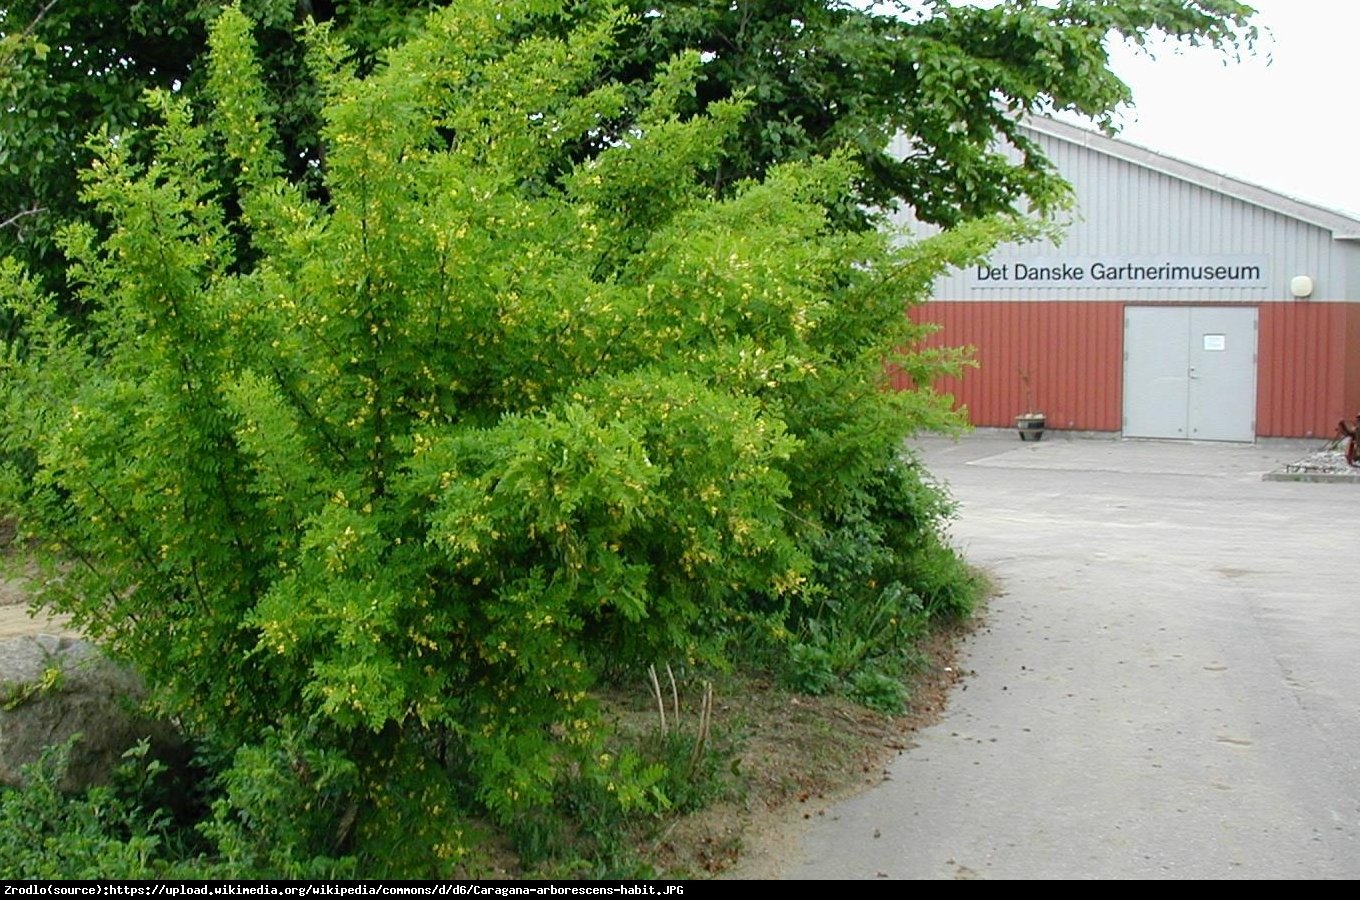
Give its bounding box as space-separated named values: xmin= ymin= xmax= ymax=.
xmin=1 ymin=0 xmax=1019 ymax=871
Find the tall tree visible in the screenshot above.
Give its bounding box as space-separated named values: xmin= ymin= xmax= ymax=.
xmin=1 ymin=1 xmax=1256 ymax=293
xmin=0 ymin=0 xmax=436 ymax=295
xmin=603 ymin=1 xmax=1258 ymax=225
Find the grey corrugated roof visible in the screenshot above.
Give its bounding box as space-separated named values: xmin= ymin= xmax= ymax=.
xmin=1022 ymin=117 xmax=1360 ymax=241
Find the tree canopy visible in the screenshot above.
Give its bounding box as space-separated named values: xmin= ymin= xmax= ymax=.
xmin=1 ymin=0 xmax=1258 ymax=292
xmin=603 ymin=0 xmax=1257 ymax=224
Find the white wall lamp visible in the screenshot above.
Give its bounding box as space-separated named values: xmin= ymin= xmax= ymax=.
xmin=1290 ymin=275 xmax=1315 ymax=299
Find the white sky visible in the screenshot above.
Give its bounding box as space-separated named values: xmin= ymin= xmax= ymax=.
xmin=1065 ymin=0 xmax=1360 ymax=218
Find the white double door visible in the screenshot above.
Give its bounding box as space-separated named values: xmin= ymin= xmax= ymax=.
xmin=1123 ymin=306 xmax=1258 ymax=443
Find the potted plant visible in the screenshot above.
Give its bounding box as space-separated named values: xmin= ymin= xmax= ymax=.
xmin=1015 ymin=369 xmax=1046 ymax=441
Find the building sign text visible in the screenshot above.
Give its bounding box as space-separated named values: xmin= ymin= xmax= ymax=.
xmin=969 ymin=256 xmax=1269 ymax=289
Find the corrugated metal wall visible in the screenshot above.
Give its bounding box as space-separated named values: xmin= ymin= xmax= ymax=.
xmin=1347 ymin=305 xmax=1360 ymax=422
xmin=1256 ymin=303 xmax=1352 ymax=437
xmin=900 ymin=302 xmax=1124 ymax=432
xmin=906 ymin=300 xmax=1357 ymax=438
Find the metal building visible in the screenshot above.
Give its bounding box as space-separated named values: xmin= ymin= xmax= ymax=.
xmin=890 ymin=117 xmax=1360 ymax=441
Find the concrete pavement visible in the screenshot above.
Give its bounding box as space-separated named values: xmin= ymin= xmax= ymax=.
xmin=790 ymin=433 xmax=1360 ymax=880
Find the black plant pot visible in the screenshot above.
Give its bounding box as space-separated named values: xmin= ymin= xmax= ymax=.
xmin=1016 ymin=414 xmax=1046 ymax=442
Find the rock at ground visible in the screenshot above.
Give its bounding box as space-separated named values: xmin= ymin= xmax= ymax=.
xmin=1284 ymin=448 xmax=1357 ymax=475
xmin=0 ymin=635 xmax=179 ymax=791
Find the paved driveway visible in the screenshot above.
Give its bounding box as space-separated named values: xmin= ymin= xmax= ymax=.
xmin=791 ymin=433 xmax=1360 ymax=880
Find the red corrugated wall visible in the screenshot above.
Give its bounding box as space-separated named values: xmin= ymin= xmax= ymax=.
xmin=901 ymin=300 xmax=1358 ymax=438
xmin=1255 ymin=303 xmax=1354 ymax=438
xmin=1346 ymin=304 xmax=1360 ymax=425
xmin=899 ymin=301 xmax=1124 ymax=432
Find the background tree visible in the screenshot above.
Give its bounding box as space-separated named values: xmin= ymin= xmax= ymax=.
xmin=602 ymin=0 xmax=1258 ymax=225
xmin=0 ymin=0 xmax=434 ymax=298
xmin=1 ymin=0 xmax=1257 ymax=295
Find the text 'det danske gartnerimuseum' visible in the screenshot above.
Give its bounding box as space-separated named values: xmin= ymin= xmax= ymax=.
xmin=889 ymin=116 xmax=1360 ymax=442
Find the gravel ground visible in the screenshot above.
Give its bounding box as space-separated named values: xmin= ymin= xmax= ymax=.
xmin=1272 ymin=448 xmax=1360 ymax=483
xmin=1278 ymin=445 xmax=1360 ymax=477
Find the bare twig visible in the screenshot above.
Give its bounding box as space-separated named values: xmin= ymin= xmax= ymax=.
xmin=0 ymin=204 xmax=47 ymax=230
xmin=689 ymin=681 xmax=713 ymax=772
xmin=0 ymin=1 xmax=60 ymax=69
xmin=18 ymin=0 xmax=60 ymax=43
xmin=665 ymin=662 xmax=679 ymax=727
xmin=648 ymin=664 xmax=667 ymax=736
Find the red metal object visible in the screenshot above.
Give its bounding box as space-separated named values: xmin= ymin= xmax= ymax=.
xmin=1340 ymin=412 xmax=1360 ymax=467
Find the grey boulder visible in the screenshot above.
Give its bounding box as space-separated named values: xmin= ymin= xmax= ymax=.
xmin=0 ymin=634 xmax=178 ymax=790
